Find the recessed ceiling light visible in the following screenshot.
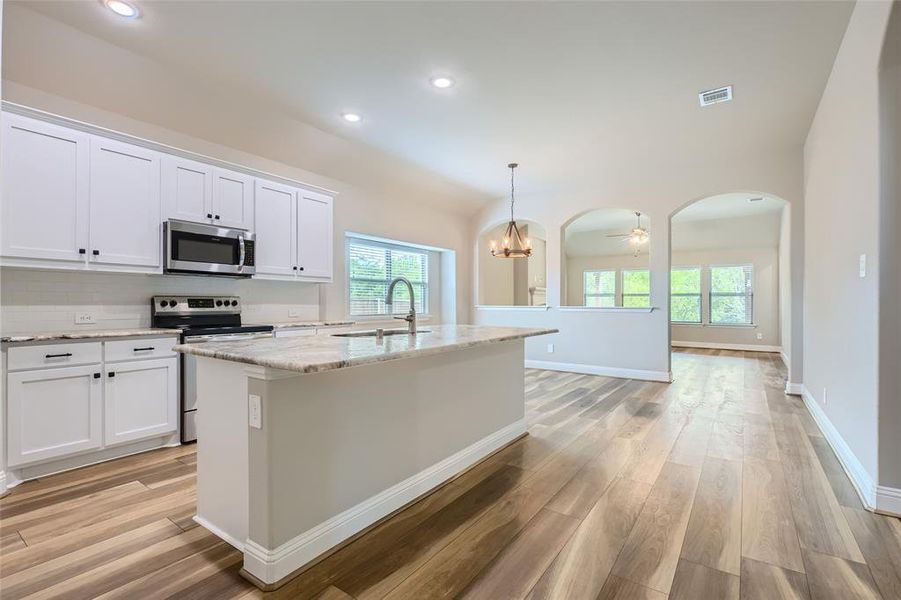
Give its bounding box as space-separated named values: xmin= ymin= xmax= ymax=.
xmin=430 ymin=76 xmax=455 ymax=89
xmin=103 ymin=0 xmax=140 ymax=18
xmin=341 ymin=112 xmax=362 ymax=123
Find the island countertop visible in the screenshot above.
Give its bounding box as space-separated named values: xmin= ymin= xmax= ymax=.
xmin=173 ymin=324 xmax=557 ymax=374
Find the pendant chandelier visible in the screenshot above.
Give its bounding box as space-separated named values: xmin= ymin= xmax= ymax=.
xmin=489 ymin=163 xmax=532 ymax=258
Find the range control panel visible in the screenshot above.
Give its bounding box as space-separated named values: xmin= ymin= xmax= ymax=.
xmin=151 ymin=296 xmax=241 ymax=315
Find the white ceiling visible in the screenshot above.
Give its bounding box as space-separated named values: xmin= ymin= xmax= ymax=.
xmin=567 ymin=209 xmax=648 ymax=233
xmin=11 ymin=1 xmax=853 ymax=206
xmin=673 ymin=192 xmax=786 ymax=222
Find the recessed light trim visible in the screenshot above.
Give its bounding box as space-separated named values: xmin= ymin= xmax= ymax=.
xmin=430 ymin=76 xmax=455 ymax=89
xmin=341 ymin=112 xmax=362 ymax=123
xmin=103 ymin=0 xmax=140 ymax=18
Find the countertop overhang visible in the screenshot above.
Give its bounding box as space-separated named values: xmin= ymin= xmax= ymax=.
xmin=173 ymin=324 xmax=557 ymax=374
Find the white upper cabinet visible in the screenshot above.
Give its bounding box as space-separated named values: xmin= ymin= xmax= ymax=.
xmin=162 ymin=155 xmax=213 ymax=224
xmin=89 ymin=137 xmax=162 ymax=269
xmin=212 ymin=168 xmax=254 ymax=230
xmin=254 ymin=179 xmax=297 ymax=276
xmin=1 ymin=113 xmax=90 ymax=264
xmin=297 ymin=190 xmax=333 ymax=280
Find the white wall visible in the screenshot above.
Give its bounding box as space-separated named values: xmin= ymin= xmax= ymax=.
xmin=473 ymin=146 xmax=803 ymax=381
xmin=779 ymin=205 xmax=792 ymax=364
xmin=878 ymin=5 xmax=901 ymax=488
xmin=0 ymin=7 xmax=480 ymax=329
xmin=803 ymin=0 xmax=895 ymax=489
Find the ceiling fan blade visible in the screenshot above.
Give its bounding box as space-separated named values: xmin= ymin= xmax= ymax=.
xmin=605 ymin=233 xmax=630 ymax=238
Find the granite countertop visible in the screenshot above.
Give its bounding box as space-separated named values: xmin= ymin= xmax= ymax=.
xmin=174 ymin=324 xmax=557 ymax=374
xmin=1 ymin=328 xmax=182 ymax=344
xmin=267 ymin=320 xmax=355 ymax=330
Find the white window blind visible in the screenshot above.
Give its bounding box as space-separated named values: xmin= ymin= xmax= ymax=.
xmin=347 ymin=238 xmax=429 ymax=316
xmin=583 ymin=270 xmax=616 ymax=307
xmin=710 ymin=265 xmax=753 ymax=325
xmin=670 ymin=267 xmax=702 ymax=323
xmin=622 ymin=269 xmax=651 ymax=308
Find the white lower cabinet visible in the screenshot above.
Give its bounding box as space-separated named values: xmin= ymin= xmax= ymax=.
xmin=6 ymin=338 xmax=180 ymax=471
xmin=104 ymin=358 xmax=178 ymax=446
xmin=7 ymin=364 xmax=103 ymax=467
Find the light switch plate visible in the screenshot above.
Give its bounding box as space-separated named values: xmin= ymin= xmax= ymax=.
xmin=547 ymin=343 xmax=555 ymax=353
xmin=249 ymin=394 xmax=262 ymax=429
xmin=859 ymin=254 xmax=867 ymax=278
xmin=74 ymin=312 xmax=95 ymax=325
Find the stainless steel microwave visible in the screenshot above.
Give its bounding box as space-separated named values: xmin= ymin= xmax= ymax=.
xmin=164 ymin=220 xmax=256 ymax=277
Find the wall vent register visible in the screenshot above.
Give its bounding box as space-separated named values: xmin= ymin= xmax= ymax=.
xmin=699 ymin=85 xmax=733 ymax=106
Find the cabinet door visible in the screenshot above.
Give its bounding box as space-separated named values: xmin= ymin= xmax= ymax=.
xmin=296 ymin=190 xmax=333 ymax=280
xmin=104 ymin=358 xmax=178 ymax=446
xmin=253 ymin=179 xmax=296 ymax=276
xmin=7 ymin=365 xmax=103 ymax=467
xmin=212 ymin=168 xmax=254 ymax=230
xmin=162 ymin=155 xmax=212 ymax=224
xmin=89 ymin=137 xmax=162 ymax=268
xmin=1 ymin=113 xmax=89 ymax=263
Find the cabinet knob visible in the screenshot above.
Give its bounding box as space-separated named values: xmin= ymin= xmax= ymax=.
xmin=108 ymin=372 xmax=116 ymax=378
xmin=206 ymin=213 xmax=213 ymax=219
xmin=78 ymin=248 xmax=86 ymax=254
xmin=214 ymin=215 xmax=220 ymax=220
xmin=293 ymin=266 xmax=298 ymax=270
xmin=93 ymin=373 xmax=101 ymax=379
xmin=92 ymin=249 xmax=100 ymax=256
xmin=299 ymin=266 xmax=304 ymax=271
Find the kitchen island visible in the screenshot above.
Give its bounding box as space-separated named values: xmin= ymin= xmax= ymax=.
xmin=174 ymin=324 xmax=556 ymax=590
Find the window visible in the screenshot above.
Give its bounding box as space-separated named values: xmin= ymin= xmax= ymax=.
xmin=583 ymin=270 xmax=616 ymax=307
xmin=670 ymin=267 xmax=702 ymax=323
xmin=710 ymin=265 xmax=753 ymax=325
xmin=347 ymin=238 xmax=429 ymax=317
xmin=622 ymin=269 xmax=650 ymax=308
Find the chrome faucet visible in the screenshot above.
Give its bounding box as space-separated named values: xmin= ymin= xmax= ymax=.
xmin=385 ymin=277 xmax=417 ymax=334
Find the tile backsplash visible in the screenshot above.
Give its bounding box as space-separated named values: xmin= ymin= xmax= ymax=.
xmin=0 ymin=268 xmax=320 ymax=334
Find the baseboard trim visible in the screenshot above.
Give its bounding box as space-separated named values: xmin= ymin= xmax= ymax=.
xmin=241 ymin=418 xmax=527 ymax=587
xmin=800 ymin=385 xmax=877 ymax=510
xmin=524 ymin=360 xmax=671 ymax=382
xmin=784 ymin=382 xmax=803 ymax=396
xmin=875 ymin=486 xmax=901 ymax=517
xmin=671 ymin=341 xmax=783 ymax=353
xmin=780 ymin=351 xmax=789 ymax=368
xmin=194 ymin=515 xmax=244 ymax=551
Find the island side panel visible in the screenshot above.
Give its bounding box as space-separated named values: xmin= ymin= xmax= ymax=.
xmin=244 ymin=338 xmax=526 ymax=585
xmin=193 ymin=356 xmax=250 ymax=549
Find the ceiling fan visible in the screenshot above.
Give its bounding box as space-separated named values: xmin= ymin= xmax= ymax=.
xmin=605 ymin=211 xmax=649 ymax=255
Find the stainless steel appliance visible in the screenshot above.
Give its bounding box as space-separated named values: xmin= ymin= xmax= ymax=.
xmin=164 ymin=220 xmax=256 ymax=277
xmin=152 ymin=295 xmax=273 ymax=442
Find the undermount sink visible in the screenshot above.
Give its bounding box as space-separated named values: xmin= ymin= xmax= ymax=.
xmin=332 ymin=328 xmax=432 ymax=338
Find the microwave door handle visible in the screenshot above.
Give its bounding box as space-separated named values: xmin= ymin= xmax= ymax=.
xmin=238 ymin=235 xmax=246 ymax=270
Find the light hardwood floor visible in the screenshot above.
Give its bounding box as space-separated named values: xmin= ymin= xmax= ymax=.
xmin=2 ymin=349 xmax=900 ymax=599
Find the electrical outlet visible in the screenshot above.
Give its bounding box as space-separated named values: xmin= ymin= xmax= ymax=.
xmin=288 ymin=308 xmax=301 ymax=318
xmin=823 ymin=388 xmax=828 ymax=406
xmin=74 ymin=312 xmax=95 ymax=325
xmin=547 ymin=343 xmax=555 ymax=353
xmin=756 ymin=332 xmax=763 ymax=340
xmin=249 ymin=394 xmax=262 ymax=429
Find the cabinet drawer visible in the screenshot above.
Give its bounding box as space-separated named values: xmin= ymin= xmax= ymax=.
xmin=8 ymin=342 xmax=102 ymax=371
xmin=104 ymin=337 xmax=178 ymax=362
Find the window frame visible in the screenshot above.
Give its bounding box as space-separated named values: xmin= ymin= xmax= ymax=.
xmin=346 ymin=236 xmax=430 ymax=319
xmin=621 ymin=268 xmax=651 ymax=308
xmin=670 ymin=265 xmax=703 ymax=324
xmin=708 ymin=263 xmax=754 ymax=326
xmin=582 ymin=269 xmax=617 ymax=308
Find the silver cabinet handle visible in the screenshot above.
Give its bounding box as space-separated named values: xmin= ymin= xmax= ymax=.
xmin=238 ymin=236 xmax=246 ymax=270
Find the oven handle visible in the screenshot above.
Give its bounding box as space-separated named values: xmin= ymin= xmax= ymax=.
xmin=238 ymin=235 xmax=246 ymax=270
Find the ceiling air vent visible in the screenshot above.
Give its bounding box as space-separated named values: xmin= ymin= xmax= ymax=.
xmin=699 ymin=85 xmax=733 ymax=107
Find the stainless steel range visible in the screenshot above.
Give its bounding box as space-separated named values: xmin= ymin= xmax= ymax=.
xmin=151 ymin=295 xmax=273 ymax=442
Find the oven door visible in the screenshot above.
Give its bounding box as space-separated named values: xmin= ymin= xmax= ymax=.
xmin=165 ymin=220 xmax=255 ymax=276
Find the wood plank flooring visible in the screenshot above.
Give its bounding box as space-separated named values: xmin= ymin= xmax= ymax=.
xmin=2 ymin=348 xmax=900 ymax=599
